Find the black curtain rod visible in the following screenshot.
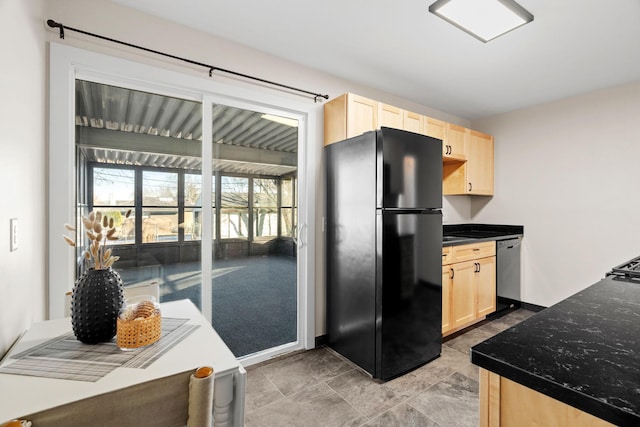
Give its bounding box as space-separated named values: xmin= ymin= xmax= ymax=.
xmin=47 ymin=19 xmax=329 ymax=103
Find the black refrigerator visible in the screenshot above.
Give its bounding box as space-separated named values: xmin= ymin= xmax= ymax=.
xmin=326 ymin=127 xmax=442 ymax=380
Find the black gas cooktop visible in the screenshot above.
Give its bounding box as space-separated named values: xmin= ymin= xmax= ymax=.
xmin=608 ymin=256 xmax=640 ymax=283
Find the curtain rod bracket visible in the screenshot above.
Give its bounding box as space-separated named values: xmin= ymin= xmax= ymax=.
xmin=45 ymin=18 xmax=329 ymax=102
xmin=47 ymin=19 xmax=64 ymax=39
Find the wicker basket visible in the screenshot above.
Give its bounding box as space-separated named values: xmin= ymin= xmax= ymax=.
xmin=116 ymin=297 xmax=162 ymax=349
xmin=117 ymin=313 xmax=161 ymax=349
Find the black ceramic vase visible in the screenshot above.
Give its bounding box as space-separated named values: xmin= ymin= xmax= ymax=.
xmin=71 ymin=267 xmax=125 ymax=344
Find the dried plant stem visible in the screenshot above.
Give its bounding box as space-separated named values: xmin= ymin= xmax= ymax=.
xmin=63 ymin=209 xmax=131 ymax=270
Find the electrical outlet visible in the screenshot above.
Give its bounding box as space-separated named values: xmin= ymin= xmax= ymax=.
xmin=10 ymin=218 xmax=18 ymax=252
xmin=442 ymin=211 xmax=448 ymax=224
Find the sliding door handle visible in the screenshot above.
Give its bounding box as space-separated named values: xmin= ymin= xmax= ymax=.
xmin=298 ymin=223 xmax=307 ymax=248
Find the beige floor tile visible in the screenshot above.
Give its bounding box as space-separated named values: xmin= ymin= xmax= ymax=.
xmin=444 ymin=327 xmax=495 ymax=355
xmin=457 ymin=363 xmax=480 ymax=382
xmin=245 ymin=368 xmax=285 ymax=412
xmin=327 ymin=369 xmax=412 ymax=419
xmin=243 ymin=308 xmax=533 ymax=426
xmin=259 ymin=347 xmax=354 ymax=396
xmin=408 ymin=372 xmax=479 ymax=427
xmin=479 ymin=309 xmax=537 ymax=334
xmin=244 ymin=382 xmax=366 ymax=427
xmin=507 ymin=308 xmax=536 ymax=322
xmin=362 ymin=402 xmax=441 ymax=427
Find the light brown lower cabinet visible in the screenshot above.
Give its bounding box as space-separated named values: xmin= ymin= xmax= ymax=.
xmin=479 ymin=369 xmax=615 ymax=427
xmin=442 ymin=265 xmax=452 ymax=333
xmin=476 ymin=256 xmax=497 ymax=317
xmin=442 ymin=241 xmax=496 ymax=336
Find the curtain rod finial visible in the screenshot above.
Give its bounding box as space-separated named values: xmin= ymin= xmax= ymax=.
xmin=47 ymin=19 xmax=64 ymax=39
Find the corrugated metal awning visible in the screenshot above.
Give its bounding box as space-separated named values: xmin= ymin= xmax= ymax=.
xmin=75 ymin=80 xmax=297 ymax=176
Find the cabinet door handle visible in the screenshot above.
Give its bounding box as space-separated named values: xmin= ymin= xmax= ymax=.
xmin=450 ymin=268 xmax=454 ymax=279
xmin=477 ymin=262 xmax=481 ymax=273
xmin=468 ymin=182 xmax=472 ymax=192
xmin=448 ymin=145 xmax=452 ymax=155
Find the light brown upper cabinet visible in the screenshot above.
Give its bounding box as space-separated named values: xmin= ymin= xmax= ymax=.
xmin=378 ymin=103 xmax=404 ymax=129
xmin=423 ymin=116 xmax=446 ymax=153
xmin=324 ymin=93 xmax=494 ymax=196
xmin=466 ymin=130 xmax=494 ymax=195
xmin=324 ymin=93 xmax=378 ymax=146
xmin=403 ymin=110 xmax=423 ymax=134
xmin=443 ymin=128 xmax=494 ymax=196
xmin=444 ymin=124 xmax=467 ymax=161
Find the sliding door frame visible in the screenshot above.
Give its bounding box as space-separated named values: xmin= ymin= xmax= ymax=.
xmin=49 ymin=42 xmax=316 ymax=362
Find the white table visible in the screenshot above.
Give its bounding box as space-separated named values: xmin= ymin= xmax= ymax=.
xmin=0 ymin=299 xmax=246 ymax=426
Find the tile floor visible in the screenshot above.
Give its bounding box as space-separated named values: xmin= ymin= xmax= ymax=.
xmin=243 ymin=309 xmax=536 ymax=427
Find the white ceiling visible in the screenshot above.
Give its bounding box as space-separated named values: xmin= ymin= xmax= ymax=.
xmin=111 ymin=0 xmax=640 ymax=120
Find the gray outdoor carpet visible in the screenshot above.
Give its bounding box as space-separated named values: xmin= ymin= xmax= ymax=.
xmin=119 ymin=255 xmax=297 ymax=357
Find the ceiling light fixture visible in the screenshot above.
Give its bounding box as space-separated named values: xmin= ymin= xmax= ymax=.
xmin=261 ymin=114 xmax=299 ymax=127
xmin=429 ymin=0 xmax=533 ymax=43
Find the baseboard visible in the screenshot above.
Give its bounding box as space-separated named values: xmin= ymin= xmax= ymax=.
xmin=522 ymin=302 xmax=546 ymax=312
xmin=315 ymin=334 xmax=328 ymax=348
xmin=317 ymin=304 xmax=546 ymax=349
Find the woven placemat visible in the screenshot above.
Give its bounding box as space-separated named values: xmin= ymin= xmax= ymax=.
xmin=0 ymin=318 xmax=200 ymax=382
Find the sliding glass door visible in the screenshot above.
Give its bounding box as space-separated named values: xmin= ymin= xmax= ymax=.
xmin=75 ymin=80 xmax=204 ymax=308
xmin=210 ymin=103 xmax=299 ymax=357
xmin=73 ymin=78 xmax=300 ymax=358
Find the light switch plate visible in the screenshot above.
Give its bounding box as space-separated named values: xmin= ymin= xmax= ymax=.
xmin=10 ymin=218 xmax=18 ymax=252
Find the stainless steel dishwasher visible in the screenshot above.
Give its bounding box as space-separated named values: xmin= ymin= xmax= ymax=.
xmin=496 ymin=237 xmax=522 ymax=313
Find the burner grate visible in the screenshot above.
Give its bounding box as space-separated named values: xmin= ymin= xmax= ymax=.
xmin=611 ymin=256 xmax=640 ymax=280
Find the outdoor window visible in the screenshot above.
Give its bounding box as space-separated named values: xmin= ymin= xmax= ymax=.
xmin=280 ymin=176 xmax=295 ymax=237
xmin=91 ymin=167 xmax=136 ymax=245
xmin=253 ymin=178 xmax=278 ymax=238
xmin=184 ymin=173 xmax=202 ymax=241
xmin=220 ymin=176 xmax=249 ymax=239
xmin=212 ymin=176 xmax=217 ymax=241
xmin=90 ymin=166 xmax=292 ymax=243
xmin=142 ymin=170 xmax=178 ymax=243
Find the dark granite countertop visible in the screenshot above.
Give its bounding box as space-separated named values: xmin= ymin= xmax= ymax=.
xmin=471 ymin=277 xmax=640 ymax=426
xmin=442 ymin=224 xmax=523 ymax=246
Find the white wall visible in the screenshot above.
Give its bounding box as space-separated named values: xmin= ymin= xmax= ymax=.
xmin=472 ymin=81 xmax=640 ymax=307
xmin=0 ymin=0 xmax=47 ymax=356
xmin=443 ymin=196 xmax=471 ymax=225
